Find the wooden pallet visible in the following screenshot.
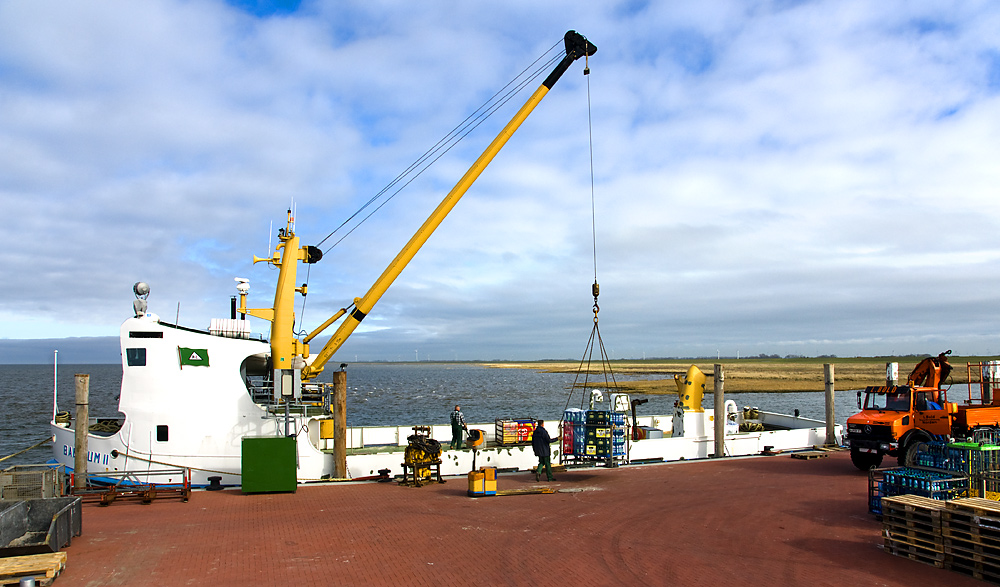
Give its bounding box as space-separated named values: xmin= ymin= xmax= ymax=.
xmin=0 ymin=552 xmax=66 ymax=586
xmin=790 ymin=451 xmax=828 ymax=460
xmin=883 ymin=494 xmax=947 ymax=521
xmin=947 ymin=554 xmax=1000 ymax=584
xmin=883 ymin=541 xmax=946 ymax=568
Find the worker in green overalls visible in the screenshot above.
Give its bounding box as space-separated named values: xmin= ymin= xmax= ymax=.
xmin=532 ymin=419 xmax=555 ymax=482
xmin=450 ymin=405 xmax=467 ymax=450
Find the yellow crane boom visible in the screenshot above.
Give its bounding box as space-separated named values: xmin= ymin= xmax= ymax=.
xmin=243 ymin=31 xmax=596 ymax=384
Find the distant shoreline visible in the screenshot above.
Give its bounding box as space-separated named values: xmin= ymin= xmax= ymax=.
xmin=481 ymin=357 xmax=990 ymax=394
xmin=4 ymin=356 xmax=991 ymax=395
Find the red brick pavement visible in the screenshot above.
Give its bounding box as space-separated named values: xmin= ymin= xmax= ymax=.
xmin=55 ymin=452 xmax=982 ymax=586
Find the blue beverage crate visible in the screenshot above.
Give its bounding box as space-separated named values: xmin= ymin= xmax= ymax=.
xmin=868 ymin=466 xmax=968 ymax=516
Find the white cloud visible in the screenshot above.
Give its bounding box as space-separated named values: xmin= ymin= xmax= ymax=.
xmin=2 ymin=0 xmax=1000 ymax=362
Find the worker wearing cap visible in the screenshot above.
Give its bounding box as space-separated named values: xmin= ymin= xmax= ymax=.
xmin=450 ymin=405 xmax=467 ymax=450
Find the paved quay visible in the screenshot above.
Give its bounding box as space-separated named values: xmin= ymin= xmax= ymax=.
xmin=56 ymin=451 xmax=980 ymax=586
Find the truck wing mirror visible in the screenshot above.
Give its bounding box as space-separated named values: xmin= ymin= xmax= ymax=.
xmin=857 ymin=390 xmax=862 ymax=410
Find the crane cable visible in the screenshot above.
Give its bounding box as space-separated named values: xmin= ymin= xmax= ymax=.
xmin=566 ymin=52 xmax=619 ymax=412
xmin=293 ymin=40 xmax=567 ymax=338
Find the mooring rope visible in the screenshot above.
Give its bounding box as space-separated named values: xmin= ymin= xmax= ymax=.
xmin=0 ymin=436 xmax=53 ymax=464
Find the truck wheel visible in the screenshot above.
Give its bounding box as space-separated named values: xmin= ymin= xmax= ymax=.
xmin=897 ymin=438 xmax=928 ymax=467
xmin=851 ymin=448 xmax=882 ymax=471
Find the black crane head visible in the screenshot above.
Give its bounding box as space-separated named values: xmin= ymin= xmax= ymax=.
xmin=564 ymin=30 xmax=597 ymax=60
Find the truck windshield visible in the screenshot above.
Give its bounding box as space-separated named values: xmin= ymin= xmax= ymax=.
xmin=867 ymin=391 xmax=910 ymax=411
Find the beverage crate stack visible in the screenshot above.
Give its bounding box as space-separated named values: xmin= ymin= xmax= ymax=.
xmin=868 ymin=467 xmax=968 ymax=516
xmin=495 ymin=418 xmax=536 ymax=446
xmin=561 ymin=409 xmax=627 ymax=464
xmin=562 ymin=409 xmax=587 ymax=457
xmin=948 ymin=442 xmax=1000 ymax=497
xmin=913 ymin=442 xmax=962 ymax=471
xmin=913 ymin=440 xmax=1000 ymax=499
xmin=881 ymin=495 xmax=1000 ymax=583
xmin=611 ymin=412 xmax=626 ymax=458
xmin=585 ymin=410 xmax=612 ymax=457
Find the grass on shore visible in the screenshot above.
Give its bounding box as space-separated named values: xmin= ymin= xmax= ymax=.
xmin=482 ymin=356 xmax=996 ymax=394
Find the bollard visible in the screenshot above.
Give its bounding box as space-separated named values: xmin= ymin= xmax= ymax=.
xmin=74 ymin=374 xmax=89 ymax=491
xmin=824 ymin=364 xmax=836 ymax=446
xmin=713 ymin=364 xmax=725 ymax=458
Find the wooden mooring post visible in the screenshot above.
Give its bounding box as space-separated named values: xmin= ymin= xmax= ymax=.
xmin=824 ymin=364 xmax=836 ymax=446
xmin=74 ymin=373 xmax=89 ymax=491
xmin=332 ymin=369 xmax=347 ymax=478
xmin=713 ymin=364 xmax=725 ymax=458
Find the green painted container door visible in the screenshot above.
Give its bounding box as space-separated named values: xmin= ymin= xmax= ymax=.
xmin=241 ymin=436 xmax=297 ymax=494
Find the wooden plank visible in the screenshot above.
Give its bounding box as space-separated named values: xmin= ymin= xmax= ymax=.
xmin=0 ymin=552 xmax=66 ymax=586
xmin=946 ymin=537 xmax=1000 ymax=562
xmin=944 ymin=513 xmax=1000 ymax=547
xmin=882 ymin=494 xmax=949 ymax=513
xmin=947 ymin=556 xmax=1000 ymax=584
xmin=884 ymin=527 xmax=944 ymax=551
xmin=950 ymin=497 xmax=1000 ymax=518
xmin=883 ymin=506 xmax=943 ymax=527
xmin=496 ymin=488 xmax=556 ymax=496
xmin=884 ymin=541 xmax=945 ymax=568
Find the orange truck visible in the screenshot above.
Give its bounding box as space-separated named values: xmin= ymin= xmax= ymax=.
xmin=846 ymin=351 xmax=1000 ymax=470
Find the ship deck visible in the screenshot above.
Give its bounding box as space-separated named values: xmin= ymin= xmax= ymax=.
xmin=54 ymin=451 xmax=980 ymax=586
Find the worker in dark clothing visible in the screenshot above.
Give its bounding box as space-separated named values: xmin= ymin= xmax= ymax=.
xmin=450 ymin=405 xmax=467 ymax=450
xmin=531 ymin=419 xmax=555 ymax=482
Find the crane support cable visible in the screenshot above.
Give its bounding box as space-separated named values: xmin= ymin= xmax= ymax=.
xmin=566 ymin=51 xmax=619 ymax=411
xmin=315 ymin=42 xmax=565 ymax=253
xmin=298 ymin=43 xmax=565 ymax=341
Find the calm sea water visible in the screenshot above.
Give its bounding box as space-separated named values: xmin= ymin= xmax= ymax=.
xmin=0 ymin=363 xmax=863 ymax=469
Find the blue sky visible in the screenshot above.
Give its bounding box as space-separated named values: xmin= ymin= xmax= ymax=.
xmin=2 ymin=1 xmax=1000 ymax=363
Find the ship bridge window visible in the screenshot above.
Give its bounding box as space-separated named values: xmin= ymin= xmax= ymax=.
xmin=126 ymin=348 xmax=147 ymax=367
xmin=129 ymin=331 xmax=163 ymax=338
xmin=156 ymin=425 xmax=168 ymax=442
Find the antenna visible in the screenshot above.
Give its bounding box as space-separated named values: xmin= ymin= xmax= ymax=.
xmin=268 ymin=220 xmax=273 ymax=258
xmin=52 ymin=349 xmax=58 ymax=421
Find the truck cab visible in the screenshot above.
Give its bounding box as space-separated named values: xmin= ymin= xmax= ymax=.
xmin=846 ymin=385 xmax=951 ymax=470
xmin=846 ymin=352 xmax=955 ymax=471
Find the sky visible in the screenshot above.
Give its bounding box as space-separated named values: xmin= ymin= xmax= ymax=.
xmin=2 ymin=0 xmax=1000 ymax=363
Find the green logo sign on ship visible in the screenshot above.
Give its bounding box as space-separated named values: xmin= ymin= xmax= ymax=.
xmin=178 ymin=347 xmax=210 ymax=368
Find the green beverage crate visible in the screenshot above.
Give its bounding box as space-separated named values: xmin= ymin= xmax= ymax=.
xmin=241 ymin=436 xmax=297 ymax=494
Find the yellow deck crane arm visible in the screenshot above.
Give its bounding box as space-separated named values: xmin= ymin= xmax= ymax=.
xmin=243 ymin=31 xmax=596 ymax=383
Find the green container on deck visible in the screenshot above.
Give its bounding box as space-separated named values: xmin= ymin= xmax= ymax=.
xmin=241 ymin=436 xmax=297 ymax=494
